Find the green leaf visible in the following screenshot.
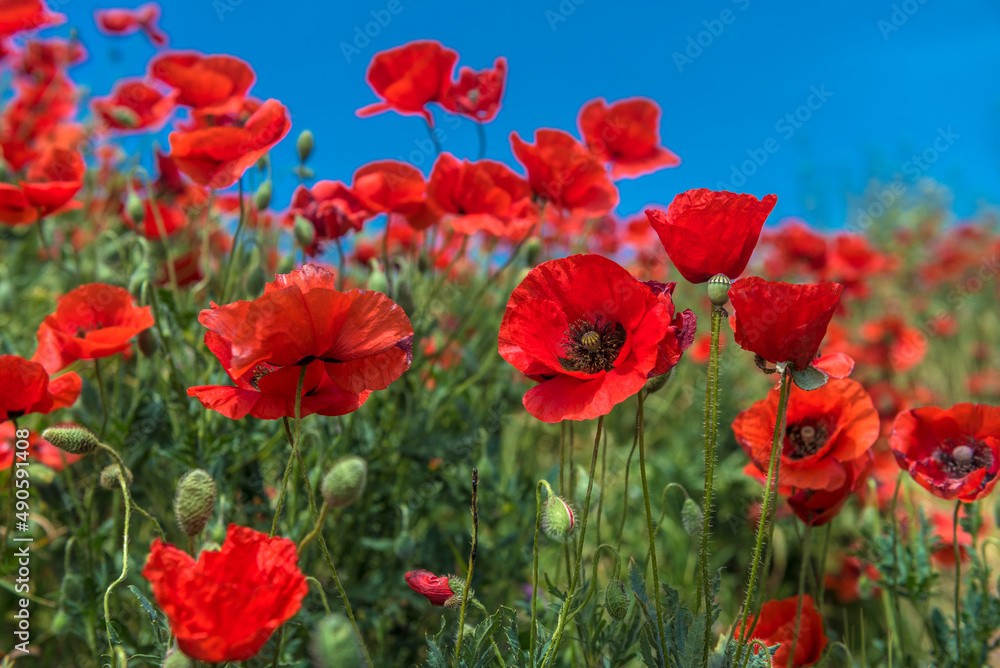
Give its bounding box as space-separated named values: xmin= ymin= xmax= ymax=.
xmin=790 ymin=365 xmax=829 ymax=391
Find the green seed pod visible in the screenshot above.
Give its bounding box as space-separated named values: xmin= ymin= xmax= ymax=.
xmin=41 ymin=426 xmax=99 ymax=456
xmin=524 ymin=237 xmax=543 ymax=266
xmin=173 ymin=469 xmax=217 ymax=537
xmin=293 ymin=215 xmax=315 ymax=249
xmin=59 ymin=573 xmax=84 ymax=606
xmin=246 ymin=267 xmax=267 ymax=295
xmin=541 ymin=496 xmax=576 ymax=543
xmin=110 ymin=106 xmax=140 ymax=128
xmin=296 ymin=130 xmax=315 ymax=163
xmin=311 ymin=614 xmax=363 ymax=668
xmin=681 ymin=498 xmax=703 ymax=537
xmin=707 ymin=273 xmax=732 ymax=307
xmin=366 ymin=260 xmax=389 ymax=294
xmin=161 ymin=647 xmax=193 ymax=668
xmin=125 ymin=190 xmax=145 ymax=224
xmin=321 ymin=456 xmax=368 ymax=508
xmin=254 ymin=180 xmax=272 ymax=211
xmin=137 ymin=328 xmax=158 ymax=357
xmin=100 ymin=463 xmax=133 ymax=490
xmin=605 ymin=579 xmax=629 ymax=621
xmin=644 ymin=368 xmax=672 ymax=394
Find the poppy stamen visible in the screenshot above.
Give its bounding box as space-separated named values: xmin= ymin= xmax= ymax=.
xmin=248 ymin=363 xmax=280 ymax=390
xmin=559 ymin=316 xmax=626 ymax=374
xmin=784 ymin=421 xmax=829 ymax=460
xmin=934 ymin=439 xmax=993 ymax=478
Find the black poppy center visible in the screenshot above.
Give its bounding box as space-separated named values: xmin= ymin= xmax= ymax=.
xmin=933 ymin=438 xmax=994 ymax=478
xmin=784 ymin=420 xmax=830 ymax=460
xmin=559 ymin=316 xmax=626 ymax=374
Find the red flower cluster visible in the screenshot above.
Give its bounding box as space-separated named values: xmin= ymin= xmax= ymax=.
xmin=0 ymin=145 xmax=84 ymax=225
xmin=737 ymin=595 xmax=828 ymax=668
xmin=578 ymin=97 xmax=680 ymax=180
xmin=142 ymin=525 xmax=307 ymax=662
xmin=95 ymin=3 xmax=167 ymax=47
xmin=499 ymin=254 xmax=694 ymax=422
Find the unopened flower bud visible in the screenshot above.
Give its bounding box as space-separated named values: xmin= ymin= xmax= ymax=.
xmin=246 ymin=267 xmax=267 ymax=295
xmin=707 ymin=273 xmax=731 ymax=306
xmin=126 ymin=190 xmax=145 ymax=224
xmin=111 ymin=106 xmax=140 ymax=128
xmin=51 ymin=609 xmax=70 ymax=636
xmin=173 ymin=469 xmax=216 ymax=537
xmin=321 ymin=456 xmax=367 ymax=508
xmin=255 ymin=180 xmax=272 ymax=211
xmin=42 ymin=425 xmax=99 ymax=456
xmin=297 ymin=130 xmax=314 ymax=163
xmin=138 ymin=328 xmax=158 ymax=357
xmin=681 ymin=498 xmax=703 ymax=536
xmin=160 ymin=646 xmax=193 ymax=668
xmin=293 ymin=215 xmax=315 ymax=249
xmin=541 ymin=496 xmax=576 ymax=543
xmin=524 ymin=237 xmax=543 ymax=266
xmin=277 ymin=254 xmax=295 ymax=274
xmin=367 ymin=260 xmax=389 ymax=294
xmin=644 ymin=368 xmax=671 ymax=394
xmin=100 ymin=463 xmax=133 ymax=490
xmin=311 ymin=615 xmax=363 ymax=668
xmin=605 ymin=579 xmax=629 ymax=621
xmin=405 ymin=569 xmax=462 ymax=606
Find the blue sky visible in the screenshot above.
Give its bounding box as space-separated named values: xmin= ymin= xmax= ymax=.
xmin=55 ymin=0 xmax=1000 ymax=228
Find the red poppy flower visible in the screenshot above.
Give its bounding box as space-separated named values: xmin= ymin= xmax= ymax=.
xmin=578 ymin=97 xmax=680 ymax=180
xmin=93 ymin=80 xmax=176 ymax=132
xmin=641 ymin=280 xmax=697 ymax=377
xmin=0 ymin=146 xmax=84 ymax=225
xmin=142 ymin=525 xmax=307 ymax=663
xmin=126 ymin=199 xmax=186 ymax=239
xmin=150 ymin=52 xmax=254 ymax=113
xmin=404 ymin=570 xmax=457 ymax=606
xmin=356 ymin=40 xmax=457 ymax=126
xmin=645 ymin=189 xmax=776 ymax=284
xmin=498 ymin=254 xmax=679 ymax=423
xmin=441 ymin=56 xmax=506 ymax=122
xmin=734 ymin=376 xmax=880 ymax=492
xmin=0 ymin=355 xmax=80 ymax=422
xmin=0 ymin=423 xmax=81 ymax=471
xmin=428 ymin=152 xmax=532 ymax=238
xmin=823 ymin=234 xmax=893 ymax=298
xmin=167 ymin=98 xmax=290 ymax=189
xmin=199 ymin=265 xmax=413 ymax=394
xmin=736 ymin=595 xmax=828 ymax=668
xmin=289 ymin=181 xmax=373 ymax=255
xmin=188 ymin=330 xmax=370 ymax=420
xmin=18 ymin=38 xmax=86 ymax=79
xmin=31 ymin=283 xmax=155 ymax=373
xmin=0 ymin=73 xmax=76 ymax=170
xmin=510 ymin=129 xmax=618 ymax=216
xmin=854 ymin=316 xmax=927 ymax=373
xmin=759 ymin=218 xmax=828 ymax=279
xmin=825 ymin=554 xmax=881 ymax=604
xmin=890 ymin=404 xmax=1000 ymax=502
xmin=95 ymin=3 xmax=167 ymax=47
xmin=729 ymin=277 xmax=843 ymax=371
xmin=0 ymin=0 xmax=64 ymax=38
xmin=352 ymin=160 xmax=428 ymax=219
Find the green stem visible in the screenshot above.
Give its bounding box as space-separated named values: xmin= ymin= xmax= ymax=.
xmin=219 ymin=178 xmax=247 ymax=304
xmin=530 ymin=480 xmax=555 ymax=657
xmin=541 ymin=416 xmax=604 ymax=667
xmin=954 ymin=500 xmax=963 ymax=666
xmin=699 ymin=306 xmax=723 ymax=663
xmin=617 ymin=400 xmax=641 ymax=549
xmin=637 ymin=391 xmax=668 ymax=658
xmin=788 ymin=522 xmax=812 ymax=664
xmin=297 ymin=502 xmax=329 ymax=554
xmin=454 ymin=468 xmax=479 ymax=660
xmin=735 ymin=368 xmax=791 ymax=666
xmin=814 ymin=522 xmax=832 ymax=604
xmin=268 ymin=367 xmax=308 ymax=538
xmin=98 ymin=443 xmax=133 ymax=656
xmin=94 ymin=358 xmax=109 ymax=439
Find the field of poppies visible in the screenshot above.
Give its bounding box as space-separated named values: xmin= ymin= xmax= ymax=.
xmin=2 ymin=2 xmax=1000 ymax=667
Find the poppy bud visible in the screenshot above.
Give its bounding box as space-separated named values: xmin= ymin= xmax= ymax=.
xmin=100 ymin=463 xmax=133 ymax=490
xmin=255 ymin=180 xmax=272 ymax=211
xmin=681 ymin=498 xmax=703 ymax=536
xmin=707 ymin=273 xmax=731 ymax=307
xmin=138 ymin=328 xmax=158 ymax=357
xmin=173 ymin=469 xmax=217 ymax=537
xmin=367 ymin=260 xmax=389 ymax=294
xmin=524 ymin=237 xmax=543 ymax=266
xmin=59 ymin=573 xmax=84 ymax=606
xmin=246 ymin=267 xmax=267 ymax=295
xmin=541 ymin=496 xmax=576 ymax=542
xmin=160 ymin=646 xmax=193 ymax=668
xmin=293 ymin=164 xmax=315 ymax=180
xmin=321 ymin=456 xmax=368 ymax=508
xmin=310 ymin=614 xmax=363 ymax=668
xmin=277 ymin=254 xmax=295 ymax=274
xmin=51 ymin=609 xmax=70 ymax=636
xmin=605 ymin=579 xmax=629 ymax=621
xmin=111 ymin=106 xmax=140 ymax=128
xmin=405 ymin=569 xmax=462 ymax=606
xmin=644 ymin=368 xmax=671 ymax=394
xmin=293 ymin=215 xmax=315 ymax=249
xmin=394 ymin=531 xmax=415 ymax=559
xmin=297 ymin=130 xmax=314 ymax=163
xmin=126 ymin=190 xmax=145 ymax=224
xmin=42 ymin=426 xmax=99 ymax=456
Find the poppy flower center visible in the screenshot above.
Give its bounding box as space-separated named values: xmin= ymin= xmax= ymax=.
xmin=784 ymin=420 xmax=829 ymax=460
xmin=559 ymin=316 xmax=626 ymax=374
xmin=248 ymin=362 xmax=279 ymax=390
xmin=933 ymin=438 xmax=994 ymax=478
